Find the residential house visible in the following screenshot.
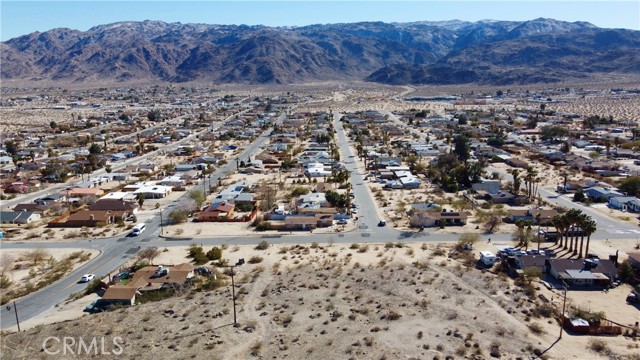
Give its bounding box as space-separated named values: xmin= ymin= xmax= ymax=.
xmin=517 ymin=255 xmax=547 ymax=274
xmin=410 ymin=211 xmax=469 ymax=228
xmin=298 ymin=193 xmax=327 ymax=209
xmin=128 ymin=263 xmax=195 ymax=292
xmin=608 ymin=196 xmax=640 ymax=212
xmin=0 ymin=211 xmax=41 ymax=224
xmin=68 ymin=187 xmax=104 ymax=198
xmin=35 ymin=193 xmax=66 ymax=205
xmin=100 ymin=191 xmax=137 ymax=201
xmin=505 ymin=158 xmax=529 ymax=168
xmin=479 ymin=190 xmax=516 ymax=204
xmin=132 ymin=185 xmax=172 ymax=199
xmin=284 ymin=216 xmax=318 ymax=230
xmin=408 ymin=203 xmax=441 ymax=215
xmin=158 ymin=176 xmax=186 ymax=188
xmin=507 ymin=208 xmax=559 ymax=225
xmin=101 ymin=286 xmax=139 ymax=306
xmin=547 ymin=258 xmax=617 ymax=287
xmin=471 ymin=179 xmax=501 ymax=192
xmin=4 ymin=182 xmax=28 ymax=194
xmin=584 ymin=187 xmax=623 ymax=202
xmin=62 ymin=210 xmax=128 ymax=227
xmin=13 ymin=203 xmax=49 ymax=213
xmin=196 ymin=201 xmax=235 ymax=221
xmin=89 ymin=199 xmax=139 ymax=213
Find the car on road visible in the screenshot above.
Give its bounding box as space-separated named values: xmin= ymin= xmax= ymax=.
xmin=378 ymin=220 xmax=386 ymax=227
xmin=80 ymin=274 xmax=96 ymax=283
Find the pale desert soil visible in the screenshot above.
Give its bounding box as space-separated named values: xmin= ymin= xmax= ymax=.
xmin=2 ymin=242 xmax=639 ymax=360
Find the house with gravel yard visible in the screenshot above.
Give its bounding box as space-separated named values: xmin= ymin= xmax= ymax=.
xmin=547 ymin=258 xmax=617 ymax=287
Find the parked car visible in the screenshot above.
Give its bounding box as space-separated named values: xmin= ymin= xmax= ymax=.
xmin=115 ymin=271 xmax=130 ymax=280
xmin=85 ymin=300 xmax=109 ymax=313
xmin=378 ymin=220 xmax=386 ymax=227
xmin=80 ymin=274 xmax=96 ymax=283
xmin=337 ymin=219 xmax=348 ymax=225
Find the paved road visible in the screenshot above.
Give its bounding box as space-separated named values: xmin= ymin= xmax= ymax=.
xmin=487 ymin=166 xmax=640 ymax=239
xmin=0 ymin=107 xmax=282 ymax=329
xmin=333 ymin=112 xmax=394 ymax=235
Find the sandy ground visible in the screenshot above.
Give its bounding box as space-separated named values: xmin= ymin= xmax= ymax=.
xmin=2 ymin=241 xmax=639 ymax=359
xmin=1 ymin=248 xmax=99 ymax=286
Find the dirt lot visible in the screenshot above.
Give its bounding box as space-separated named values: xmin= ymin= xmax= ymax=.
xmin=2 ymin=242 xmax=639 ymax=359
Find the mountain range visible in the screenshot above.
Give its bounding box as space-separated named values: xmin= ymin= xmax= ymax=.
xmin=2 ymin=18 xmax=639 ymax=85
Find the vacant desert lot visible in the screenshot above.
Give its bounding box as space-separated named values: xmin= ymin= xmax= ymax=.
xmin=2 ymin=242 xmax=639 ymax=360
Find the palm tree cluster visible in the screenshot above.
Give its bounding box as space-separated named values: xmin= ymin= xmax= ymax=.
xmin=551 ymin=209 xmax=597 ymax=258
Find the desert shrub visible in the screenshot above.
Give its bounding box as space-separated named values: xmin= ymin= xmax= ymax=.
xmin=201 ymin=275 xmax=226 ymax=291
xmin=255 ymin=241 xmax=270 ymax=250
xmin=0 ymin=275 xmax=12 ymax=289
xmin=248 ymin=256 xmax=264 ymax=264
xmin=206 ymin=247 xmax=223 ymax=261
xmin=168 ymin=209 xmax=188 ymax=224
xmin=527 ymin=322 xmax=545 ymax=335
xmin=588 ymin=339 xmax=610 ymax=354
xmin=255 ymin=222 xmax=272 ymax=231
xmin=188 ymin=245 xmax=208 ymax=265
xmin=385 ymin=310 xmax=401 ymax=320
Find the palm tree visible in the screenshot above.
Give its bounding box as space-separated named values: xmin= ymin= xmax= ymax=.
xmin=575 ymin=213 xmax=589 ymax=256
xmin=582 ymin=219 xmax=597 ymax=259
xmin=565 ymin=209 xmax=582 ymax=254
xmin=551 ymin=214 xmax=564 ymax=247
xmin=510 ymin=169 xmax=521 ymax=195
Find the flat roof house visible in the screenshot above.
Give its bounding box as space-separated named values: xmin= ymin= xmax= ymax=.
xmin=547 ymin=258 xmax=616 ymax=287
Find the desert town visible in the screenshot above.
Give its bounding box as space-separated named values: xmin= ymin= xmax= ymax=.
xmin=1 ymin=83 xmax=640 ymax=359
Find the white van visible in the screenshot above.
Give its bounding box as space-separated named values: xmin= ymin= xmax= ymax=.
xmin=131 ymin=223 xmax=146 ymax=236
xmin=480 ymin=251 xmax=497 ymax=266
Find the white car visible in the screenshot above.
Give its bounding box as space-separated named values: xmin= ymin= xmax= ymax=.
xmin=80 ymin=274 xmax=96 ymax=283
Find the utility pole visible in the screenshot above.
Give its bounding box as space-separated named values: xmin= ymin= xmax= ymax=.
xmin=559 ymin=283 xmax=567 ymax=339
xmin=229 ymin=266 xmax=237 ymax=324
xmin=12 ymin=301 xmax=20 ymax=332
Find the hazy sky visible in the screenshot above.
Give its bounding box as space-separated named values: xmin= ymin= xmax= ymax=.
xmin=1 ymin=1 xmax=639 ymax=41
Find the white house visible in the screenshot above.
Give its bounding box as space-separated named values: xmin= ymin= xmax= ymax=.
xmin=305 ymin=163 xmax=332 ymax=178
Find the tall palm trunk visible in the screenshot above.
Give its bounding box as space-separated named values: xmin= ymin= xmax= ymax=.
xmin=568 ymin=225 xmax=575 ymax=252
xmin=584 ymin=234 xmax=592 ymax=258
xmin=578 ymin=234 xmax=585 ymax=258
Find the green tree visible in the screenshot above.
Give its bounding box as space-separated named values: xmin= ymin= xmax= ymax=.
xmin=4 ymin=140 xmax=18 ymax=156
xmin=188 ymin=189 xmax=206 ymax=208
xmin=136 ymin=193 xmax=145 ymax=208
xmin=325 ymin=190 xmax=348 ymax=208
xmin=540 ymin=126 xmax=569 ymax=142
xmin=580 ymin=218 xmax=597 ymax=258
xmin=168 ymin=209 xmax=188 ymax=224
xmin=88 ymin=143 xmax=102 ymax=155
xmin=206 ymin=247 xmax=223 ymax=261
xmin=454 ymin=135 xmax=471 ymax=162
xmin=147 ymin=109 xmax=162 ymax=122
xmin=618 ymin=176 xmax=640 ymax=197
xmin=619 ymin=261 xmax=633 ymax=283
